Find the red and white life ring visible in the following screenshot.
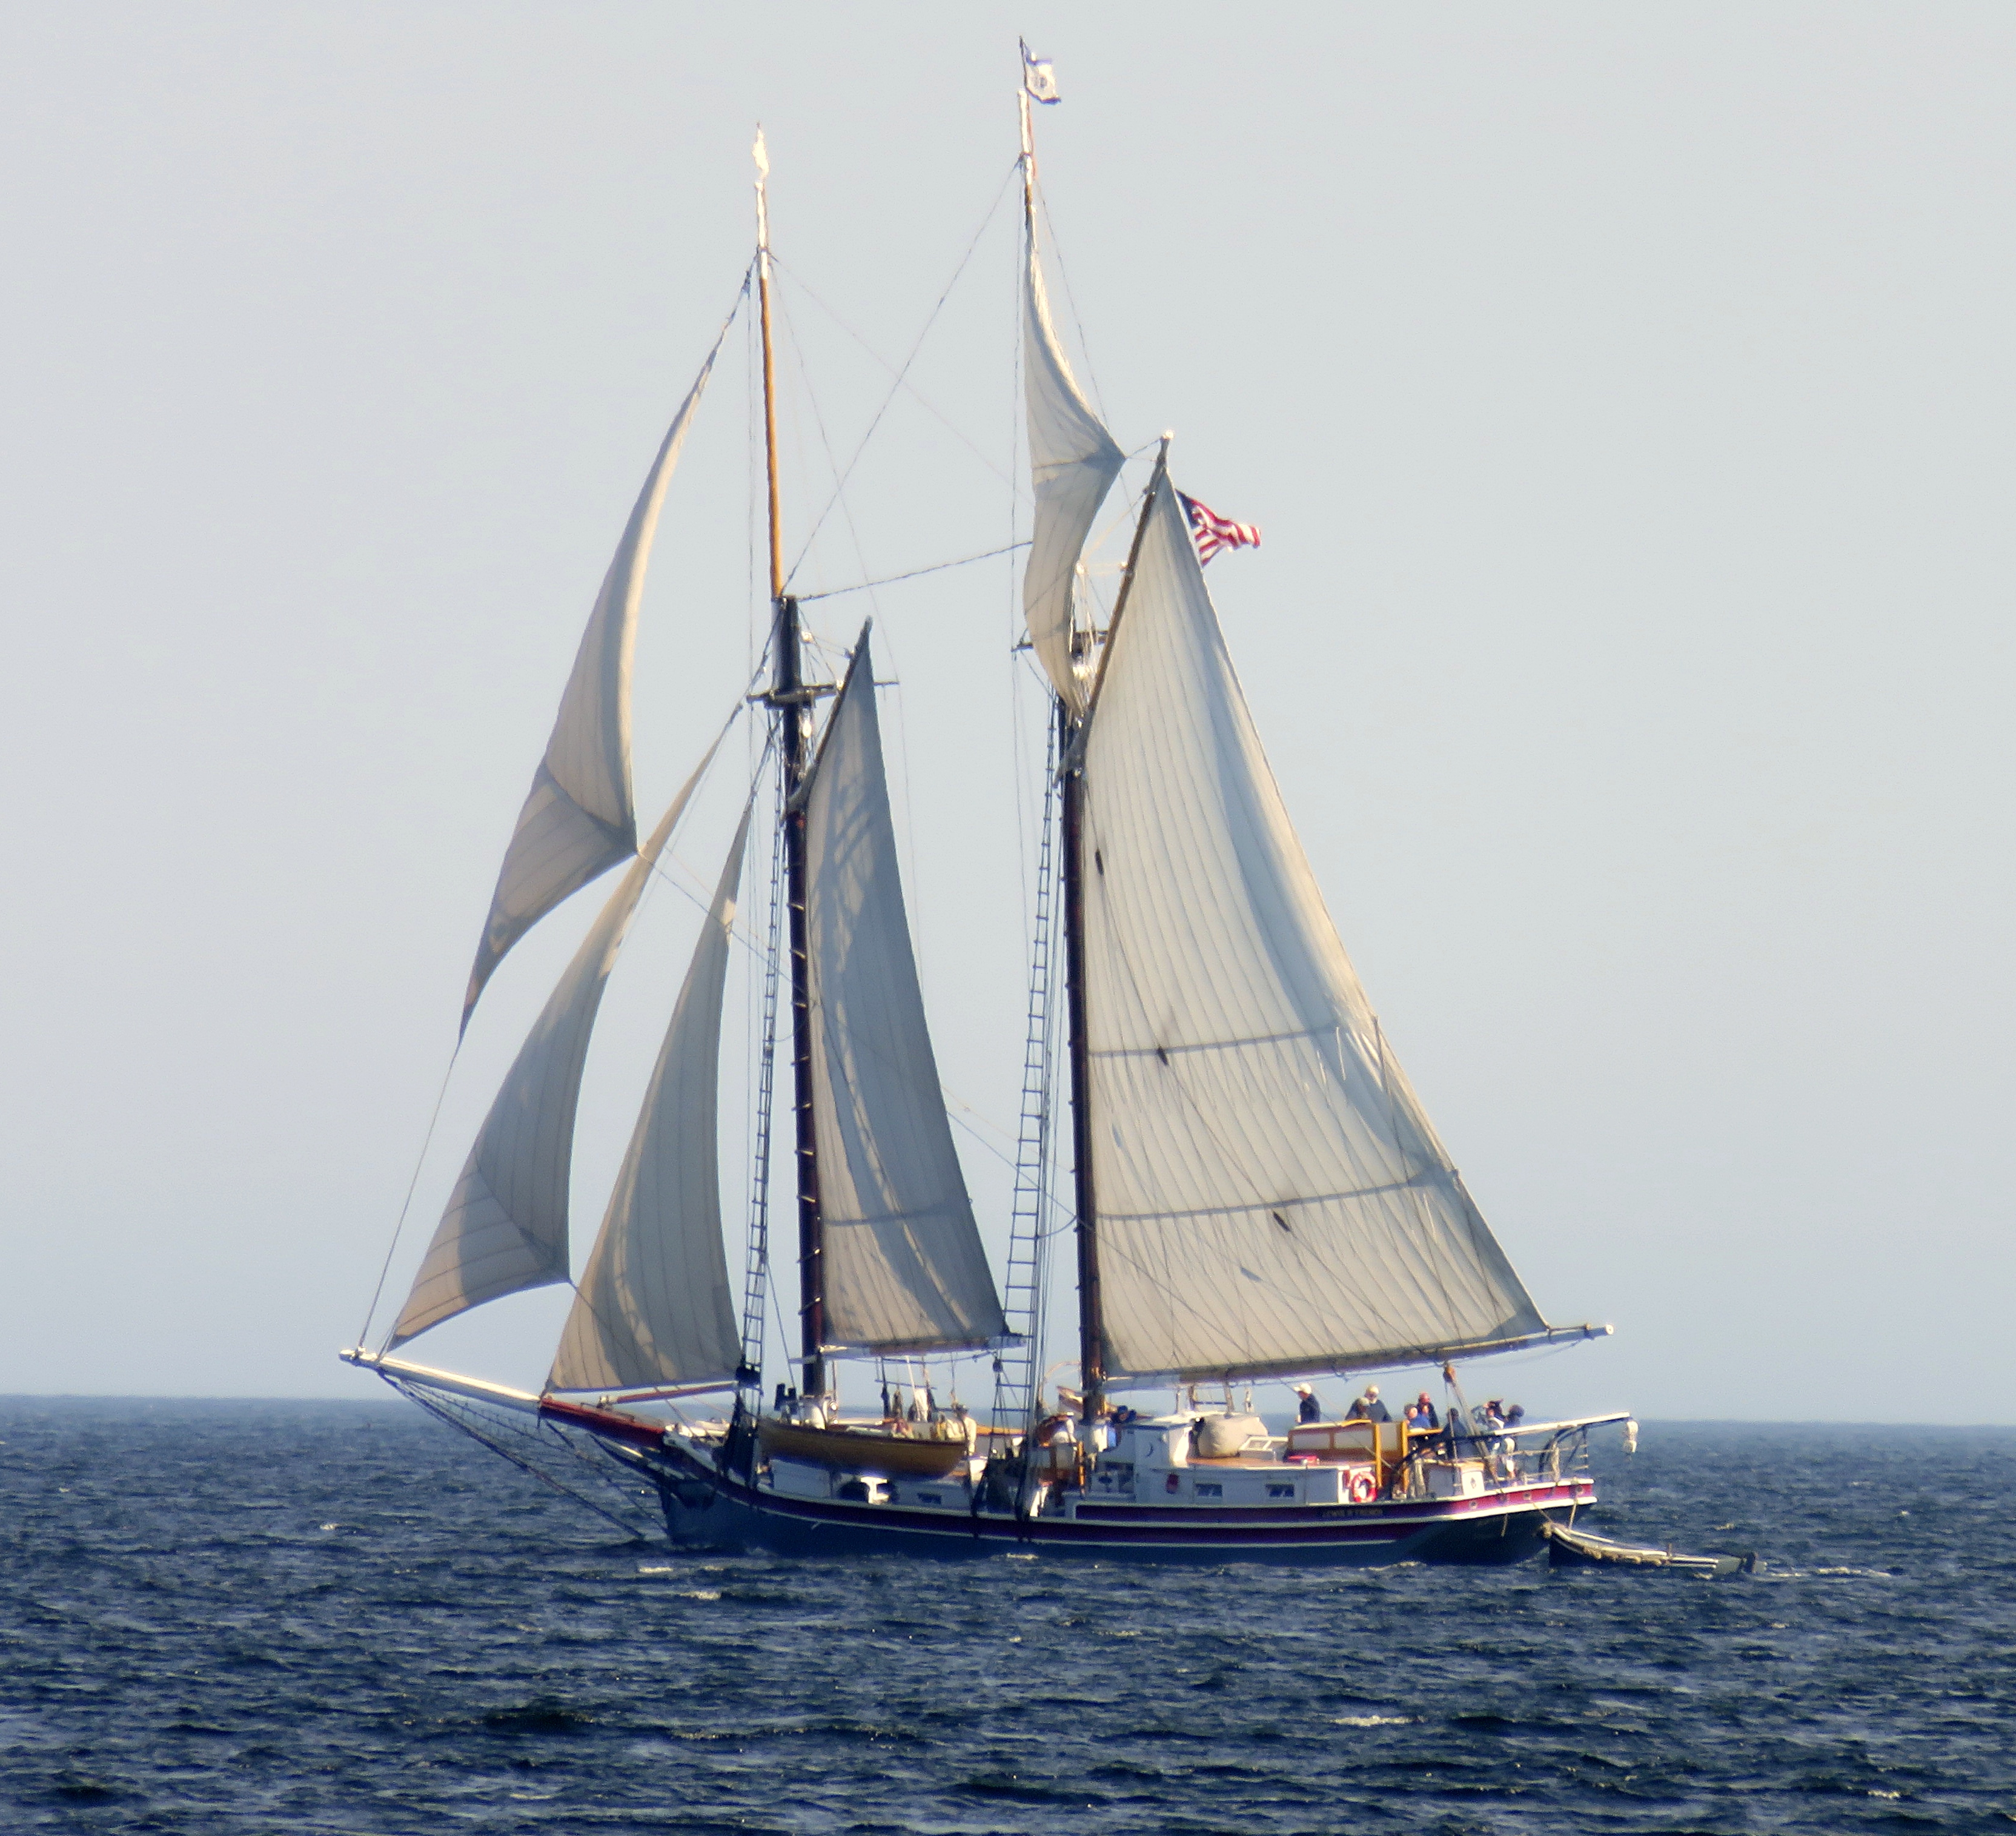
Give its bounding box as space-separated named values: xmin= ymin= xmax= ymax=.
xmin=1347 ymin=1470 xmax=1379 ymax=1503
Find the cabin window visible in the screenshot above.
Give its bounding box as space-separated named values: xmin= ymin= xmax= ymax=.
xmin=1193 ymin=1482 xmax=1222 ymax=1499
xmin=1267 ymin=1483 xmax=1295 ymax=1500
xmin=916 ymin=1492 xmax=940 ymax=1506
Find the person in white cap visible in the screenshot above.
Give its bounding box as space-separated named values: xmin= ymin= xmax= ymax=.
xmin=1295 ymin=1384 xmax=1322 ymax=1424
xmin=1346 ymin=1384 xmax=1391 ymax=1423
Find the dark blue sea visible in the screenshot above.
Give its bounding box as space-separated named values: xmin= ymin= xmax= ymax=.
xmin=1 ymin=1402 xmax=2010 ymax=1833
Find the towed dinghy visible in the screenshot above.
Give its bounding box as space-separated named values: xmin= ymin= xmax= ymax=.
xmin=1546 ymin=1519 xmax=1757 ymax=1577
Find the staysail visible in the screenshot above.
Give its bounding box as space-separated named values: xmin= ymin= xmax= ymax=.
xmin=1075 ymin=480 xmax=1551 ymax=1383
xmin=803 ymin=629 xmax=1007 ymax=1353
xmin=388 ymin=738 xmax=723 ymax=1348
xmin=547 ymin=797 xmax=754 ymax=1394
xmin=462 ymin=340 xmax=725 ymax=1035
xmin=1023 ymin=237 xmax=1125 ymax=714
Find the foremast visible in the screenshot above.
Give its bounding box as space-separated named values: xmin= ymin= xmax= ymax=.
xmin=753 ymin=129 xmax=826 ymax=1405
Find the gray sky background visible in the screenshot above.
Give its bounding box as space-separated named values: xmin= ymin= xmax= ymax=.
xmin=2 ymin=6 xmax=2011 ymax=1421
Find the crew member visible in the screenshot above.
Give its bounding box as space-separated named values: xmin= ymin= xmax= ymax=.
xmin=1345 ymin=1385 xmax=1390 ymax=1423
xmin=1295 ymin=1385 xmax=1322 ymax=1424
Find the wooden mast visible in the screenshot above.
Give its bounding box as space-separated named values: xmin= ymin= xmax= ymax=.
xmin=1021 ymin=68 xmax=1103 ymax=1427
xmin=754 ymin=129 xmax=826 ymax=1404
xmin=1059 ymin=721 xmax=1101 ymax=1424
xmin=1024 ymin=58 xmax=1153 ymax=1428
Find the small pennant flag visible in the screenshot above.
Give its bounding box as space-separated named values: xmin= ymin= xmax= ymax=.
xmin=1179 ymin=492 xmax=1261 ymax=565
xmin=1022 ymin=41 xmax=1060 ymax=104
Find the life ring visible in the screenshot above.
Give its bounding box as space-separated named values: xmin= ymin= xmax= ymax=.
xmin=1347 ymin=1470 xmax=1379 ymax=1503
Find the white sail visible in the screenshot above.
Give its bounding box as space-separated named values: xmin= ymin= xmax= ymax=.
xmin=803 ymin=630 xmax=1007 ymax=1353
xmin=547 ymin=798 xmax=754 ymax=1394
xmin=1023 ymin=240 xmax=1125 ymax=714
xmin=1076 ymin=480 xmax=1549 ymax=1383
xmin=462 ymin=343 xmax=723 ymax=1034
xmin=390 ymin=741 xmax=721 ymax=1348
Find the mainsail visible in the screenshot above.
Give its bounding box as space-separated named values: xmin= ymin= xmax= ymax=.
xmin=548 ymin=796 xmax=755 ymax=1394
xmin=1075 ymin=479 xmax=1550 ymax=1383
xmin=1022 ymin=237 xmax=1125 ymax=714
xmin=803 ymin=629 xmax=1007 ymax=1353
xmin=462 ymin=341 xmax=724 ymax=1034
xmin=388 ymin=738 xmax=723 ymax=1348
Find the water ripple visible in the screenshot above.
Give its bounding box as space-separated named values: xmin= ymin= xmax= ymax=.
xmin=1 ymin=1402 xmax=2011 ymax=1832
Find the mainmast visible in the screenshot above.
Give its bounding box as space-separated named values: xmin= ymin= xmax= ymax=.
xmin=754 ymin=129 xmax=826 ymax=1404
xmin=1059 ymin=715 xmax=1101 ymax=1423
xmin=1021 ymin=79 xmax=1102 ymax=1425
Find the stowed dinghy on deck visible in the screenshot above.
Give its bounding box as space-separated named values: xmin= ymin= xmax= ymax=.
xmin=345 ymin=56 xmax=1632 ymax=1565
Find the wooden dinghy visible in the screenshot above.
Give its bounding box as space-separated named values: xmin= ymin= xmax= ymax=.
xmin=1545 ymin=1519 xmax=1756 ymax=1577
xmin=757 ymin=1417 xmax=976 ymax=1479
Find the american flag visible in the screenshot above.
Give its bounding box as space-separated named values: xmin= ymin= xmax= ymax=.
xmin=1178 ymin=492 xmax=1261 ymax=565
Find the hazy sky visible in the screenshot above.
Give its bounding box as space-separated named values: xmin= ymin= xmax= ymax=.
xmin=2 ymin=6 xmax=2011 ymax=1422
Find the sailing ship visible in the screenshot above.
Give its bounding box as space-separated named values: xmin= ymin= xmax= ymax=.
xmin=344 ymin=56 xmax=1631 ymax=1565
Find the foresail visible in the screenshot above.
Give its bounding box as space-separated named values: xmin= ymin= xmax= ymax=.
xmin=388 ymin=740 xmax=722 ymax=1348
xmin=1076 ymin=483 xmax=1549 ymax=1383
xmin=1023 ymin=242 xmax=1125 ymax=715
xmin=804 ymin=630 xmax=1007 ymax=1353
xmin=462 ymin=340 xmax=724 ymax=1035
xmin=548 ymin=798 xmax=754 ymax=1394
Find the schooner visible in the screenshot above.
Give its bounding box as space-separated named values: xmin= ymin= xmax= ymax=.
xmin=345 ymin=56 xmax=1630 ymax=1564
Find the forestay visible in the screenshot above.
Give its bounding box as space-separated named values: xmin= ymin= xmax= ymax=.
xmin=1076 ymin=482 xmax=1550 ymax=1382
xmin=389 ymin=739 xmax=723 ymax=1348
xmin=548 ymin=796 xmax=754 ymax=1394
xmin=1023 ymin=239 xmax=1125 ymax=715
xmin=462 ymin=338 xmax=725 ymax=1034
xmin=803 ymin=630 xmax=1007 ymax=1353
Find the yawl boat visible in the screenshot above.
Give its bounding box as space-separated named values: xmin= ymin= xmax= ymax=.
xmin=345 ymin=56 xmax=1630 ymax=1565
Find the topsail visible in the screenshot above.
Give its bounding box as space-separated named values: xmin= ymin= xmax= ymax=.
xmin=462 ymin=342 xmax=724 ymax=1035
xmin=1076 ymin=479 xmax=1550 ymax=1383
xmin=1022 ymin=237 xmax=1125 ymax=714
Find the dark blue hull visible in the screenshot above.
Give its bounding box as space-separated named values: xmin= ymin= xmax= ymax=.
xmin=635 ymin=1437 xmax=1589 ymax=1568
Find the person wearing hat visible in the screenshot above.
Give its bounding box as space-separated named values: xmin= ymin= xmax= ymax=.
xmin=1404 ymin=1391 xmax=1439 ymax=1431
xmin=1295 ymin=1384 xmax=1322 ymax=1424
xmin=1345 ymin=1384 xmax=1390 ymax=1423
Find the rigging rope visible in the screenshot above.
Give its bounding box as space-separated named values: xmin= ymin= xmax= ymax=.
xmin=797 ymin=540 xmax=1029 ymax=603
xmin=394 ymin=1377 xmax=660 ymax=1540
xmin=356 ymin=1042 xmax=460 ymax=1351
xmin=781 ymin=162 xmax=1020 ymax=588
